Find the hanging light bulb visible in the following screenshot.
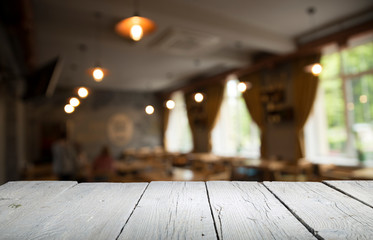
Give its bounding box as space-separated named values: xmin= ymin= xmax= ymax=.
xmin=166 ymin=100 xmax=175 ymax=109
xmin=305 ymin=7 xmax=323 ymax=77
xmin=130 ymin=24 xmax=143 ymax=41
xmin=360 ymin=95 xmax=368 ymax=104
xmin=116 ymin=16 xmax=156 ymax=42
xmin=93 ymin=67 xmax=104 ymax=82
xmin=145 ymin=105 xmax=155 ymax=115
xmin=115 ymin=0 xmax=156 ymax=42
xmin=311 ymin=63 xmax=323 ymax=76
xmin=78 ymin=87 xmax=89 ymax=98
xmin=194 ymin=93 xmax=204 ymax=103
xmin=91 ymin=12 xmax=107 ymax=82
xmin=347 ymin=102 xmax=354 ymax=111
xmin=237 ymin=82 xmax=247 ymax=93
xmin=64 ymin=104 xmax=75 ymax=114
xmin=304 ymin=63 xmax=323 ymax=76
xmin=69 ymin=97 xmax=80 ymax=107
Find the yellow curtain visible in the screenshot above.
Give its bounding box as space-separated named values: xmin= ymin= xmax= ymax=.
xmin=184 ymin=81 xmax=225 ymax=152
xmin=184 ymin=91 xmax=198 ymax=152
xmin=293 ymin=53 xmax=321 ymax=160
xmin=205 ymin=81 xmax=225 ymax=151
xmin=240 ymin=72 xmax=267 ymax=158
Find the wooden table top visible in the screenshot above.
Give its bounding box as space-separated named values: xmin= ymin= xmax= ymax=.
xmin=0 ymin=180 xmax=372 ymax=239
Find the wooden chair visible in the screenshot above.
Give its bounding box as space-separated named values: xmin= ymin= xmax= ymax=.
xmin=267 ymin=158 xmax=313 ymax=181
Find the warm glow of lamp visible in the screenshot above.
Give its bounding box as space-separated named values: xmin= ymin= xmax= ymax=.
xmin=93 ymin=67 xmax=104 ymax=82
xmin=237 ymin=82 xmax=247 ymax=93
xmin=64 ymin=104 xmax=74 ymax=114
xmin=360 ymin=95 xmax=368 ymax=104
xmin=166 ymin=100 xmax=175 ymax=110
xmin=130 ymin=24 xmax=143 ymax=41
xmin=115 ymin=16 xmax=156 ymax=42
xmin=194 ymin=93 xmax=204 ymax=103
xmin=78 ymin=87 xmax=89 ymax=98
xmin=311 ymin=63 xmax=323 ymax=76
xmin=145 ymin=105 xmax=154 ymax=115
xmin=69 ymin=97 xmax=80 ymax=107
xmin=347 ymin=102 xmax=354 ymax=111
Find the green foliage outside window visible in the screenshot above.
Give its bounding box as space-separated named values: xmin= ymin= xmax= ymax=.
xmin=321 ymin=77 xmax=347 ymax=153
xmin=319 ymin=41 xmax=373 ymax=159
xmin=342 ymin=42 xmax=373 ymax=75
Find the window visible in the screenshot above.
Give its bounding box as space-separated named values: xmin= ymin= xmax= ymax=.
xmin=212 ymin=77 xmax=260 ymax=157
xmin=165 ymin=91 xmax=193 ymax=153
xmin=305 ymin=33 xmax=373 ymax=164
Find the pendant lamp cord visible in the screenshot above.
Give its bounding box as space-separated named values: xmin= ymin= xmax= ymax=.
xmin=307 ymin=7 xmax=316 ymax=30
xmin=134 ymin=0 xmax=140 ymax=16
xmin=94 ymin=12 xmax=102 ymax=66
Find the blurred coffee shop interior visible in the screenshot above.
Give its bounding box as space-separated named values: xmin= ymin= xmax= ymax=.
xmin=1 ymin=0 xmax=373 ymax=184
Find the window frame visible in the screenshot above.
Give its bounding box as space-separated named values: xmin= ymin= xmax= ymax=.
xmin=305 ymin=36 xmax=373 ymax=166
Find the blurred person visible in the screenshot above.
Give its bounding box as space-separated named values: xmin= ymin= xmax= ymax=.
xmin=52 ymin=131 xmax=77 ymax=180
xmin=74 ymin=142 xmax=92 ymax=182
xmin=93 ymin=145 xmax=115 ymax=181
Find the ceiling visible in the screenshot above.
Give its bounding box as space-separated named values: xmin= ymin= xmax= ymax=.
xmin=32 ymin=0 xmax=373 ymax=92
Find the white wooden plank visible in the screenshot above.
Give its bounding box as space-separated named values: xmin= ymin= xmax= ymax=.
xmin=0 ymin=181 xmax=76 ymax=201
xmin=324 ymin=180 xmax=373 ymax=208
xmin=207 ymin=181 xmax=316 ymax=240
xmin=0 ymin=182 xmax=148 ymax=240
xmin=118 ymin=181 xmax=217 ymax=240
xmin=264 ymin=181 xmax=373 ymax=239
xmin=0 ymin=181 xmax=76 ymax=224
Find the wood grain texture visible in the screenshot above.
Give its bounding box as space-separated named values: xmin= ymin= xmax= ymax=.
xmin=264 ymin=181 xmax=373 ymax=239
xmin=0 ymin=181 xmax=76 ymax=225
xmin=207 ymin=181 xmax=316 ymax=240
xmin=324 ymin=180 xmax=373 ymax=208
xmin=0 ymin=182 xmax=148 ymax=240
xmin=117 ymin=181 xmax=217 ymax=240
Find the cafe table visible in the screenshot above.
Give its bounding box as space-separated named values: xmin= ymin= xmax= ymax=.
xmin=0 ymin=180 xmax=372 ymax=239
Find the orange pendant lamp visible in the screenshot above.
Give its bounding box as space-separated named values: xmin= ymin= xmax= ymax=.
xmin=115 ymin=0 xmax=156 ymax=41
